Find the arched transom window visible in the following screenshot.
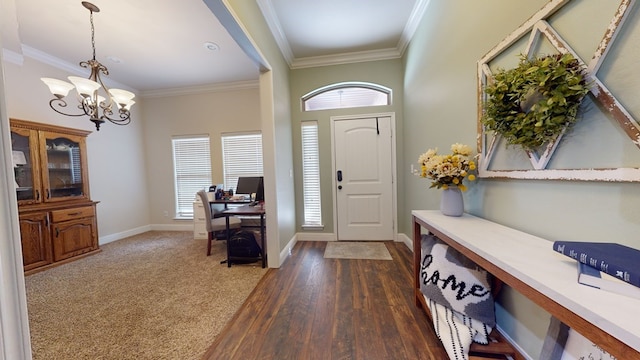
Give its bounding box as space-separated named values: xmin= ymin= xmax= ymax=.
xmin=302 ymin=82 xmax=391 ymax=111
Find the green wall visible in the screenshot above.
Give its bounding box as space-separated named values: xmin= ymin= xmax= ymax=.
xmin=218 ymin=0 xmax=640 ymax=355
xmin=290 ymin=59 xmax=404 ymax=234
xmin=223 ymin=0 xmax=297 ymax=262
xmin=403 ymin=0 xmax=640 ymax=357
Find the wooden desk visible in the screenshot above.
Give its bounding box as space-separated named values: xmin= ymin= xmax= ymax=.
xmin=209 ymin=197 xmax=250 ymax=210
xmin=412 ymin=210 xmax=640 ymax=359
xmin=223 ymin=204 xmax=266 ymax=268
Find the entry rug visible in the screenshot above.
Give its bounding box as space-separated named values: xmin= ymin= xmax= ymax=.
xmin=324 ymin=242 xmax=392 ymax=260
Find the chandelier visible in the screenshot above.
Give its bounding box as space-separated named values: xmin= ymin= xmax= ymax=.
xmin=41 ymin=1 xmax=135 ymax=131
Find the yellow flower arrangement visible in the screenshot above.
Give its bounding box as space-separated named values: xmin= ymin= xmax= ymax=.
xmin=416 ymin=143 xmax=477 ymax=191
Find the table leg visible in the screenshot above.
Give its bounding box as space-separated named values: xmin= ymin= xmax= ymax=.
xmin=226 ymin=216 xmax=231 ymax=267
xmin=260 ymin=214 xmax=266 ymax=268
xmin=413 ymin=217 xmax=422 ymax=307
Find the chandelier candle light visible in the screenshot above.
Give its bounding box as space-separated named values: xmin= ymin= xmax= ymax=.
xmin=41 ymin=1 xmax=135 ymax=131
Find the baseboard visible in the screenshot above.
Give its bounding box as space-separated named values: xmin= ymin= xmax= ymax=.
xmin=99 ymin=225 xmax=152 ymax=245
xmin=397 ymin=232 xmax=412 ymax=250
xmin=279 ymin=234 xmax=297 ymax=266
xmin=296 ymin=232 xmax=410 ymax=243
xmin=296 ymin=232 xmax=336 ymax=241
xmin=495 ymin=325 xmax=534 ymax=360
xmin=101 ymin=228 xmax=416 ymax=271
xmin=150 ymin=223 xmax=193 ymax=232
xmin=100 ymin=224 xmax=193 ymax=245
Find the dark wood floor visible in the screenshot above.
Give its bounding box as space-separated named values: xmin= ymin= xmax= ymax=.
xmin=202 ymin=241 xmax=449 ymax=360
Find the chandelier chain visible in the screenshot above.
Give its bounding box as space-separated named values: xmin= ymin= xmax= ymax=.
xmin=89 ymin=10 xmax=96 ymax=61
xmin=41 ymin=1 xmax=134 ymax=131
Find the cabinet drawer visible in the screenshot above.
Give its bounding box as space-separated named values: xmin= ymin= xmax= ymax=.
xmin=51 ymin=206 xmax=95 ymax=223
xmin=194 ymin=230 xmax=208 ymax=239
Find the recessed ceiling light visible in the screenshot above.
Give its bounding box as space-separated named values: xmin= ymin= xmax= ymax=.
xmin=106 ymin=56 xmax=123 ymax=64
xmin=204 ymin=42 xmax=219 ymax=52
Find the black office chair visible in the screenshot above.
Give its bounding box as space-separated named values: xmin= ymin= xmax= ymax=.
xmin=196 ymin=190 xmax=241 ymax=256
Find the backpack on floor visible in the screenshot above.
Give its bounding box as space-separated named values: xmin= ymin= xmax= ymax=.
xmin=228 ymin=230 xmax=261 ymax=259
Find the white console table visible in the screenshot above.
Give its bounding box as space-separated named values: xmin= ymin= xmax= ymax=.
xmin=412 ymin=210 xmax=640 ymax=359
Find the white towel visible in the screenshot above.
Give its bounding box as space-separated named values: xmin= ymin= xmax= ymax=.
xmin=425 ymin=295 xmax=492 ymax=360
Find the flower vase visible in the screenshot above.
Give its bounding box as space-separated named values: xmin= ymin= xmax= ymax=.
xmin=440 ymin=187 xmax=464 ymax=217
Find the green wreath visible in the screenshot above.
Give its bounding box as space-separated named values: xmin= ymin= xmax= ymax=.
xmin=482 ymin=53 xmax=591 ymax=151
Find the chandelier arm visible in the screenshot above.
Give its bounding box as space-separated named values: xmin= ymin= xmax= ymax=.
xmin=48 ymin=98 xmax=88 ymax=117
xmin=85 ymin=59 xmax=117 ymax=111
xmin=43 ymin=2 xmax=134 ymax=131
xmin=107 ymin=119 xmax=132 ymax=126
xmin=80 ymin=98 xmax=100 ymax=120
xmin=97 ymin=84 xmax=116 ymax=111
xmin=80 ymin=60 xmax=109 ymax=77
xmin=101 ymin=109 xmax=132 ymax=125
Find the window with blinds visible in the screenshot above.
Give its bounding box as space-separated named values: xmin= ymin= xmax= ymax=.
xmin=302 ymin=82 xmax=391 ymax=112
xmin=221 ymin=132 xmax=263 ymax=192
xmin=172 ymin=135 xmax=212 ymax=218
xmin=301 ymin=121 xmax=322 ymax=227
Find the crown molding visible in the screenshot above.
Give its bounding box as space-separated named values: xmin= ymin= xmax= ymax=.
xmin=257 ymin=0 xmax=294 ymax=66
xmin=140 ymin=80 xmax=259 ymax=98
xmin=398 ymin=0 xmax=431 ymax=55
xmin=258 ymin=0 xmax=429 ymax=69
xmin=2 ymin=48 xmax=24 ymax=65
xmin=22 ymin=45 xmax=89 ymax=78
xmin=290 ymin=48 xmax=402 ymax=69
xmin=22 ymin=45 xmax=137 ymax=93
xmin=15 ymin=45 xmax=257 ymax=98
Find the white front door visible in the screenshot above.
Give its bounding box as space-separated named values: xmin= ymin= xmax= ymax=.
xmin=333 ymin=116 xmax=394 ymax=241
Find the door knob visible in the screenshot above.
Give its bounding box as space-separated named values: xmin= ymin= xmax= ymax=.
xmin=338 ymin=185 xmax=342 ymax=190
xmin=337 ymin=170 xmax=342 ymax=182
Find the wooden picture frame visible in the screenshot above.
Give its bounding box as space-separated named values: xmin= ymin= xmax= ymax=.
xmin=476 ymin=0 xmax=640 ymax=182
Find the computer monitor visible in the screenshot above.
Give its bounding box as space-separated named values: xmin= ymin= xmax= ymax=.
xmin=235 ymin=176 xmax=264 ymax=202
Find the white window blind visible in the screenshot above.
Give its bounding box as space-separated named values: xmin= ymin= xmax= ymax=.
xmin=221 ymin=133 xmax=263 ymax=192
xmin=172 ymin=135 xmax=212 ymax=218
xmin=301 ymin=122 xmax=322 ymax=226
xmin=302 ymin=82 xmax=391 ymax=111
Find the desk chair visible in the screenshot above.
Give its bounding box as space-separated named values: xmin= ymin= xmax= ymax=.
xmin=197 ymin=190 xmax=241 ymax=256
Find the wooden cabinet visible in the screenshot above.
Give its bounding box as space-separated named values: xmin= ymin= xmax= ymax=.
xmin=40 ymin=130 xmax=90 ymax=203
xmin=11 ymin=119 xmax=99 ymax=275
xmin=19 ymin=212 xmax=52 ymax=272
xmin=51 ymin=205 xmax=98 ymax=261
xmin=11 ymin=125 xmax=42 ymax=205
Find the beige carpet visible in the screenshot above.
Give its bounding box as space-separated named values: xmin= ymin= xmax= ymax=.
xmin=25 ymin=231 xmax=267 ymax=360
xmin=323 ymin=241 xmax=393 ymax=260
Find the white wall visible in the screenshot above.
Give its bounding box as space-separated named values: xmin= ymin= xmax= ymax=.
xmin=0 ymin=32 xmax=33 ymax=360
xmin=3 ymin=55 xmax=264 ymax=241
xmin=141 ymin=85 xmax=261 ymax=226
xmin=3 ymin=56 xmax=150 ymax=243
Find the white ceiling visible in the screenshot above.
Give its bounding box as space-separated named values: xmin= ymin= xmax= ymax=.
xmin=4 ymin=0 xmax=425 ymax=95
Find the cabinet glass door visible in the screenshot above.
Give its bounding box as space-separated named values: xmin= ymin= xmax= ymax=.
xmin=11 ymin=128 xmax=40 ymax=203
xmin=41 ymin=134 xmax=87 ymax=201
